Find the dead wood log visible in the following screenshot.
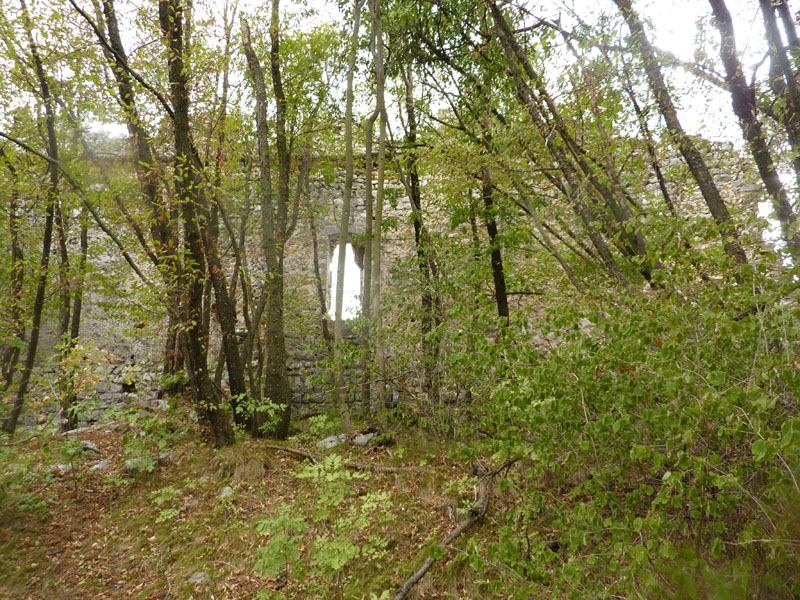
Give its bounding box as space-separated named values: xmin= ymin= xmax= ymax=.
xmin=392 ymin=458 xmax=516 ymax=600
xmin=263 ymin=444 xmax=426 ymax=474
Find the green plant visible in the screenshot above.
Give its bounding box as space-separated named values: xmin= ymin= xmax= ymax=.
xmin=254 ymin=507 xmax=309 ymax=586
xmin=297 ymin=414 xmax=337 ymax=443
xmin=149 ymin=485 xmax=182 ymax=523
xmin=119 ymin=408 xmax=188 ymax=475
xmin=459 ymin=280 xmax=800 ymax=598
xmin=232 ymin=394 xmax=286 ymax=437
xmin=254 ymin=454 xmax=392 ymax=598
xmin=52 ymin=341 xmax=108 ymax=428
xmin=0 ymin=440 xmax=49 ymax=513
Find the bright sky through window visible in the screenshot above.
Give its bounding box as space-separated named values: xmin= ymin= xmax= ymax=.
xmin=328 ymin=243 xmax=361 ymax=320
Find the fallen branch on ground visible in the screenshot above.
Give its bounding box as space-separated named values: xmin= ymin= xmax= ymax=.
xmin=392 ymin=458 xmax=517 ymax=600
xmin=263 ymin=444 xmax=426 ymax=474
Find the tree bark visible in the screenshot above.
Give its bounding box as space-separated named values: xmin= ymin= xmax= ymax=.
xmin=60 ymin=213 xmax=88 ymax=431
xmin=710 ymin=0 xmax=800 ymax=253
xmin=160 ymin=0 xmax=233 ymax=447
xmin=403 ymin=66 xmax=441 ymax=403
xmin=370 ymin=0 xmax=388 ymax=411
xmin=0 ymin=148 xmax=25 ymax=394
xmin=2 ymin=0 xmax=56 ymax=434
xmin=202 ymin=9 xmax=249 ymax=425
xmin=332 ymin=0 xmax=363 ymax=434
xmin=486 ymin=2 xmax=629 ymax=286
xmin=360 ymin=109 xmax=378 ymax=409
xmin=96 ymin=0 xmax=184 ymax=392
xmin=614 ymin=0 xmax=748 ymax=270
xmin=241 ymin=10 xmax=292 ymax=439
xmin=480 ymin=165 xmax=509 ymax=321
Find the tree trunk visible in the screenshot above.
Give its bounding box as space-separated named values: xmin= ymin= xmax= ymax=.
xmin=307 ymin=192 xmax=333 ymax=345
xmin=360 ymin=109 xmax=378 ymax=410
xmin=487 ymin=2 xmax=629 ymax=286
xmin=333 ymin=0 xmax=363 ymax=433
xmin=710 ymin=0 xmax=800 ymax=252
xmin=202 ymin=3 xmax=249 ymax=422
xmin=480 ymin=165 xmax=509 ymax=321
xmin=54 ymin=197 xmax=71 ymax=341
xmin=760 ymin=0 xmax=800 ymax=165
xmin=370 ymin=0 xmax=388 ymax=411
xmin=0 ymin=149 xmax=25 ymax=394
xmin=241 ymin=8 xmax=292 ymax=439
xmin=2 ymin=0 xmax=56 ymax=434
xmin=98 ymin=0 xmax=183 ymax=391
xmin=61 ymin=213 xmax=88 ymax=431
xmin=614 ymin=0 xmax=748 ymax=270
xmin=404 ymin=66 xmax=441 ymax=403
xmin=160 ymin=0 xmax=233 ymax=447
xmin=488 ymin=0 xmax=654 ymax=282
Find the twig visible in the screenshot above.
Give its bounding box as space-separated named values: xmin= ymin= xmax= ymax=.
xmin=392 ymin=458 xmax=517 ymax=600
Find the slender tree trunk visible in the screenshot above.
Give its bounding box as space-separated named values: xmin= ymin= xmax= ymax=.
xmin=710 ymin=0 xmax=800 ymax=253
xmin=370 ymin=0 xmax=388 ymax=411
xmin=360 ymin=109 xmax=378 ymax=409
xmin=97 ymin=0 xmax=183 ymax=392
xmin=2 ymin=0 xmax=56 ymax=434
xmin=333 ymin=0 xmax=364 ymax=433
xmin=307 ymin=192 xmax=333 ymax=344
xmin=488 ymin=0 xmax=654 ymax=282
xmin=160 ymin=0 xmax=233 ymax=447
xmin=0 ymin=149 xmax=25 ymax=393
xmin=486 ymin=2 xmax=629 ymax=286
xmin=614 ymin=0 xmax=748 ymax=269
xmin=776 ymin=0 xmax=800 ymax=72
xmin=480 ymin=165 xmax=509 ymax=321
xmin=68 ymin=218 xmax=88 ymax=346
xmin=199 ymin=4 xmax=248 ymax=422
xmin=760 ymin=0 xmax=800 ymax=154
xmin=510 ymin=182 xmax=583 ymax=292
xmin=60 ymin=213 xmax=88 ymax=431
xmin=403 ymin=66 xmax=441 ymax=403
xmin=241 ymin=9 xmax=291 ymax=439
xmin=54 ymin=198 xmax=71 ymax=341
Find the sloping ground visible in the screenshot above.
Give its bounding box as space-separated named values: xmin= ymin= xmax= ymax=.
xmin=0 ymin=411 xmax=509 ymax=600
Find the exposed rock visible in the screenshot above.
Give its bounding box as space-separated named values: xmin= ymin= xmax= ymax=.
xmin=218 ymin=486 xmax=234 ymax=501
xmin=79 ymin=440 xmax=102 ymax=455
xmin=89 ymin=459 xmax=112 ymax=472
xmin=63 ymin=426 xmax=92 ymax=436
xmin=317 ymin=434 xmax=347 ymax=450
xmin=352 ymin=432 xmax=376 ymax=447
xmin=187 ymin=571 xmax=207 ymax=586
xmin=739 ymin=183 xmax=762 ymax=194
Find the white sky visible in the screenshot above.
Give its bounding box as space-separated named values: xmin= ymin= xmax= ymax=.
xmin=328 ymin=242 xmax=361 ymax=319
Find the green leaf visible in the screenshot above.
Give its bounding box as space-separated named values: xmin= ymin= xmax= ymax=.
xmin=751 ymin=439 xmax=774 ymax=461
xmin=630 ymin=544 xmax=648 ymax=563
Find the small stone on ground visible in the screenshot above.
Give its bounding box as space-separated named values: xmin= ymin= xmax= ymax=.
xmin=89 ymin=458 xmax=112 ymax=472
xmin=317 ymin=434 xmax=347 ymax=450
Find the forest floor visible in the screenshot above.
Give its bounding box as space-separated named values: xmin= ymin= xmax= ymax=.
xmin=0 ymin=406 xmax=516 ymax=600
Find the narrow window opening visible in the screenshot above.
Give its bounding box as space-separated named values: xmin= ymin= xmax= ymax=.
xmin=328 ymin=242 xmax=361 ymax=320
